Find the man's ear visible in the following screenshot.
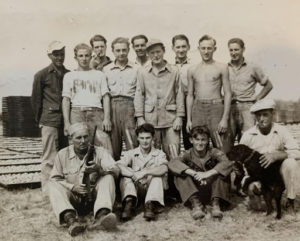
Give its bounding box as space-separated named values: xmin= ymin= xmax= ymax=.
xmin=214 ymin=46 xmax=217 ymax=52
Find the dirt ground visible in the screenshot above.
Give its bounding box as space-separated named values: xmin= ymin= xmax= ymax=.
xmin=1 ymin=187 xmax=300 ymax=241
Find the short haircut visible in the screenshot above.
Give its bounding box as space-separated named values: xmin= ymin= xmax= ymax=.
xmin=198 ymin=35 xmax=216 ymax=46
xmin=131 ymin=35 xmax=148 ymax=45
xmin=74 ymin=43 xmax=92 ymax=57
xmin=90 ymin=35 xmax=107 ymax=47
xmin=172 ymin=34 xmax=190 ymax=46
xmin=135 ymin=123 xmax=155 ymax=137
xmin=111 ymin=37 xmax=130 ymax=49
xmin=190 ymin=125 xmax=211 ymax=140
xmin=228 ymin=38 xmax=245 ymax=48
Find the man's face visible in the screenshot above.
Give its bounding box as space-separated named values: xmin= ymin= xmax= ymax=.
xmin=228 ymin=43 xmax=244 ymax=62
xmin=173 ymin=39 xmax=190 ymax=60
xmin=72 ymin=129 xmax=89 ymax=153
xmin=48 ymin=49 xmax=65 ymax=67
xmin=148 ymin=45 xmax=165 ymax=65
xmin=198 ymin=40 xmax=216 ymax=62
xmin=93 ymin=40 xmax=107 ymax=58
xmin=132 ymin=38 xmax=147 ymax=58
xmin=255 ymin=109 xmax=274 ymax=131
xmin=75 ymin=49 xmax=92 ymax=69
xmin=137 ymin=132 xmax=153 ymax=151
xmin=112 ymin=43 xmax=129 ymax=62
xmin=190 ymin=134 xmax=209 ymax=153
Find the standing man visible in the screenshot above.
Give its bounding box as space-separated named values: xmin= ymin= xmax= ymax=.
xmin=117 ymin=123 xmax=168 ymax=221
xmin=134 ymin=39 xmax=185 ymax=159
xmin=172 ymin=34 xmax=193 ymax=150
xmin=131 ymin=34 xmax=150 ymax=66
xmin=49 ymin=122 xmax=119 ymax=236
xmin=31 ymin=41 xmax=69 ymax=192
xmin=228 ymin=38 xmax=273 ymax=141
xmin=103 ymin=37 xmax=139 ymax=161
xmin=62 ymin=43 xmax=112 ymax=153
xmin=240 ymin=99 xmax=300 ymax=214
xmin=186 ymin=35 xmax=232 ymax=153
xmin=90 ymin=34 xmax=112 ymax=71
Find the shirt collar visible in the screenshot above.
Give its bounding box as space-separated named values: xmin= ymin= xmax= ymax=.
xmin=133 ymin=146 xmax=160 ymax=157
xmin=145 ymin=60 xmax=172 ymax=73
xmin=175 ymin=57 xmax=189 ymax=65
xmin=110 ymin=60 xmax=134 ymax=70
xmin=249 ymin=123 xmax=279 ymax=135
xmin=228 ymin=58 xmax=248 ymax=68
xmin=47 ymin=63 xmax=68 ymax=74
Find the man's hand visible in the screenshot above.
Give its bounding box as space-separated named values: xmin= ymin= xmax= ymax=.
xmin=83 ymin=160 xmax=101 ymax=174
xmin=186 ymin=120 xmax=193 ymax=133
xmin=173 ymin=117 xmax=182 ymax=131
xmin=132 ymin=170 xmax=147 ymax=182
xmin=64 ymin=122 xmax=71 ymax=136
xmin=102 ymin=118 xmax=112 ymax=132
xmin=217 ymin=118 xmax=228 ymax=134
xmin=259 ymin=153 xmax=276 ymax=168
xmin=137 ymin=117 xmax=146 ymax=127
xmin=72 ymin=184 xmax=88 ymax=195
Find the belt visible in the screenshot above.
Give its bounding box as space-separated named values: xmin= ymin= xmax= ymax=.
xmin=72 ymin=106 xmax=102 ymax=111
xmin=231 ymin=100 xmax=255 ymax=104
xmin=111 ymin=95 xmax=134 ymax=101
xmin=195 ymin=98 xmax=223 ymax=104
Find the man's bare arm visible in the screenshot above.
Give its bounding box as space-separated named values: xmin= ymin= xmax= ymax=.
xmin=186 ymin=67 xmax=195 ymax=133
xmin=102 ymin=94 xmax=112 ymax=132
xmin=255 ymin=80 xmax=273 ymax=101
xmin=62 ymin=97 xmax=71 ymax=136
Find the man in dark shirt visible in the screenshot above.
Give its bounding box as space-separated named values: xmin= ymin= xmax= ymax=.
xmin=89 ymin=35 xmax=112 ymax=71
xmin=31 ymin=41 xmax=69 ymax=193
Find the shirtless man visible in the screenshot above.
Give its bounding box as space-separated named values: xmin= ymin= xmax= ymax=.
xmin=186 ymin=35 xmax=232 ymax=152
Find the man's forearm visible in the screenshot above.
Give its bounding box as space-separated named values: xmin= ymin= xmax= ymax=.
xmin=272 ymin=151 xmax=288 ymax=162
xmin=186 ymin=94 xmax=194 ymax=122
xmin=103 ymin=94 xmax=111 ymax=121
xmin=62 ymin=97 xmax=71 ymax=125
xmin=256 ymin=80 xmax=273 ymax=101
xmin=144 ymin=165 xmax=168 ymax=177
xmin=222 ymin=91 xmax=232 ymax=121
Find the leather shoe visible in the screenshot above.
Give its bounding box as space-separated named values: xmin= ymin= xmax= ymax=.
xmin=144 ymin=201 xmax=156 ymax=221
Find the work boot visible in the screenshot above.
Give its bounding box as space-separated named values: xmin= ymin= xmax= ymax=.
xmin=63 ymin=211 xmax=86 ymax=237
xmin=92 ymin=208 xmax=117 ymax=230
xmin=211 ymin=198 xmax=223 ymax=219
xmin=121 ymin=196 xmax=136 ymax=221
xmin=144 ymin=201 xmax=156 ymax=221
xmin=189 ymin=194 xmax=205 ymax=220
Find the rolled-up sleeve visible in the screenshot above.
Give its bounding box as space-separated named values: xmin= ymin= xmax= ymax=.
xmin=98 ymin=148 xmax=119 ymax=178
xmin=253 ymin=65 xmax=268 ymax=86
xmin=281 ymin=126 xmax=300 ymax=159
xmin=211 ymin=148 xmax=233 ymax=177
xmin=62 ymin=73 xmax=72 ymax=98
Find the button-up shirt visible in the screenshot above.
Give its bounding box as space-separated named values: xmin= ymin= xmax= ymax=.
xmin=228 ymin=59 xmax=269 ymax=101
xmin=134 ymin=62 xmax=185 ymax=128
xmin=240 ymin=123 xmax=300 ymax=159
xmin=31 ymin=64 xmax=69 ymax=127
xmin=168 ymin=147 xmax=233 ymax=177
xmin=103 ymin=61 xmax=138 ymax=98
xmin=175 ymin=58 xmax=192 ymax=95
xmin=51 ymin=145 xmax=119 ymax=191
xmin=117 ymin=146 xmax=168 ymax=171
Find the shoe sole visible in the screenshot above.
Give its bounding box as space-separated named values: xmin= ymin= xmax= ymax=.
xmin=69 ymin=224 xmax=86 ymax=237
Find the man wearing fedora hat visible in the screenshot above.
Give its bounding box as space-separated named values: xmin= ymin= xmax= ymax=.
xmin=31 ymin=40 xmax=69 ymax=193
xmin=240 ymin=99 xmax=300 ymax=213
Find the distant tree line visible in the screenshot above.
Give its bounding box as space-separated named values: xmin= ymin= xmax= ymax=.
xmin=275 ymin=99 xmax=300 ymax=123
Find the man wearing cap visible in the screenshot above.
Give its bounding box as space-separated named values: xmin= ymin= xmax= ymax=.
xmin=240 ymin=99 xmax=300 ymax=213
xmin=131 ymin=34 xmax=150 ymax=66
xmin=49 ymin=122 xmax=119 ymax=236
xmin=31 ymin=41 xmax=69 ymax=192
xmin=228 ymin=38 xmax=273 ymax=141
xmin=103 ymin=37 xmax=139 ymax=161
xmin=134 ymin=39 xmax=185 ymax=159
xmin=62 ymin=43 xmax=112 ymax=153
xmin=172 ymin=34 xmax=193 ymax=150
xmin=90 ymin=34 xmax=112 ymax=71
xmin=186 ymin=35 xmax=232 ymax=153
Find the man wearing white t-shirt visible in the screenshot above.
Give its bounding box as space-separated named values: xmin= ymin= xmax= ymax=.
xmin=62 ymin=43 xmax=112 ymax=152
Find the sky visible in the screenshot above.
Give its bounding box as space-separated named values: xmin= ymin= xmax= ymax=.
xmin=0 ymin=0 xmax=300 ymax=110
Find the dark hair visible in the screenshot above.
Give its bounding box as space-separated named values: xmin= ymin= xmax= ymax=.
xmin=172 ymin=34 xmax=190 ymax=46
xmin=90 ymin=35 xmax=107 ymax=47
xmin=228 ymin=38 xmax=245 ymax=48
xmin=111 ymin=37 xmax=130 ymax=50
xmin=190 ymin=125 xmax=211 ymax=140
xmin=131 ymin=35 xmax=148 ymax=45
xmin=135 ymin=123 xmax=155 ymax=136
xmin=198 ymin=34 xmax=216 ymax=46
xmin=74 ymin=43 xmax=92 ymax=57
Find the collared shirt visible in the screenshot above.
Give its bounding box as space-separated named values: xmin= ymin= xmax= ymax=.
xmin=228 ymin=59 xmax=269 ymax=101
xmin=31 ymin=64 xmax=69 ymax=127
xmin=103 ymin=61 xmax=138 ymax=98
xmin=50 ymin=145 xmax=119 ymax=191
xmin=240 ymin=123 xmax=300 ymax=159
xmin=175 ymin=58 xmax=192 ymax=95
xmin=117 ymin=146 xmax=168 ymax=171
xmin=62 ymin=70 xmax=109 ymax=108
xmin=134 ymin=62 xmax=185 ymax=128
xmin=134 ymin=57 xmax=151 ymax=67
xmin=90 ymin=55 xmax=112 ymax=71
xmin=168 ymin=147 xmax=233 ymax=177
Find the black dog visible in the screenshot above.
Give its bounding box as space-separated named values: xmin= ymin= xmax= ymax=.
xmin=227 ymin=144 xmax=285 ymax=219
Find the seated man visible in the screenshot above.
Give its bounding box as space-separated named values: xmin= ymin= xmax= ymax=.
xmin=48 ymin=122 xmax=119 ymax=236
xmin=240 ymin=99 xmax=300 ymax=213
xmin=117 ymin=123 xmax=168 ymax=221
xmin=168 ymin=126 xmax=232 ymax=220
